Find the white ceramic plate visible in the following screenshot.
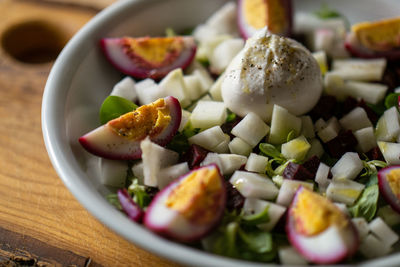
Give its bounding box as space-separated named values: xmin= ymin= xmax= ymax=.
xmin=42 ymin=0 xmax=400 ymax=266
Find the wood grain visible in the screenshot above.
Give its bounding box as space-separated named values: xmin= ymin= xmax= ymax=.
xmin=0 ymin=1 xmax=181 ymax=266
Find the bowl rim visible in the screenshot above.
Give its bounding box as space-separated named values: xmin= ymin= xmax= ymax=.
xmin=42 ymin=0 xmax=400 ymax=266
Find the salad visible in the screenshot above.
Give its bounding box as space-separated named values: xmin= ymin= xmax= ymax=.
xmin=78 ymin=0 xmax=400 ymax=265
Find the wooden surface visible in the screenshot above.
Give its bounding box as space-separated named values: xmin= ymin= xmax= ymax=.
xmin=0 ymin=1 xmax=181 ymax=266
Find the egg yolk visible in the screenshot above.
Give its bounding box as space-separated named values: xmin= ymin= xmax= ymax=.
xmin=292 ymin=188 xmax=347 ymax=236
xmin=352 ymin=17 xmax=400 ymax=51
xmin=243 ymin=0 xmax=286 ymax=34
xmin=387 ymin=168 xmax=400 ymax=198
xmin=123 ymin=36 xmax=183 ymax=65
xmin=165 ymin=167 xmax=223 ymax=224
xmin=108 ymin=98 xmax=171 ymax=140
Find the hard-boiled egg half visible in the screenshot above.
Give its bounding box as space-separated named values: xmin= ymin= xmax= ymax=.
xmin=286 ymin=186 xmax=359 ymax=264
xmin=79 ymin=96 xmax=181 ymax=160
xmin=378 ymin=165 xmax=400 ymax=213
xmin=221 ymin=27 xmax=323 ymax=122
xmin=144 ymin=164 xmax=226 ymax=242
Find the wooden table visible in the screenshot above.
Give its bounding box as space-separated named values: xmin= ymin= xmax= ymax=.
xmin=0 ymin=1 xmax=181 ymax=266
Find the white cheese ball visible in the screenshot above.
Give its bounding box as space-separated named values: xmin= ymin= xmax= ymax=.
xmin=221 ymin=27 xmax=323 ymax=122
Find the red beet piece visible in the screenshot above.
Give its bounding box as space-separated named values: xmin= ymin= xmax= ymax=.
xmin=366 ymin=146 xmax=385 ymax=161
xmin=117 ymin=189 xmax=144 ymax=223
xmin=310 ymin=95 xmax=338 ymax=121
xmin=182 ymin=144 xmax=209 ymax=169
xmin=225 ymin=182 xmax=245 ymax=212
xmin=283 ymin=162 xmax=314 ymax=180
xmin=358 ymin=99 xmax=379 ymax=124
xmin=302 ymin=155 xmax=321 ymax=176
xmin=325 ymin=130 xmax=358 ymax=159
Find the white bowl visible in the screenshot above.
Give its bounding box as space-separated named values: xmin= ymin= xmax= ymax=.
xmin=42 ymin=0 xmax=400 ymax=266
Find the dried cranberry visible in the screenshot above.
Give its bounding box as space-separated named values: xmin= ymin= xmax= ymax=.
xmin=225 ymin=182 xmax=244 ymax=212
xmin=366 ymin=146 xmax=385 ymax=161
xmin=181 ymin=144 xmax=209 ymax=169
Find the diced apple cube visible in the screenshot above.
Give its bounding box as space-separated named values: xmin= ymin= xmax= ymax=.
xmin=190 ymin=101 xmax=227 ymax=129
xmin=209 ymin=72 xmax=225 ymax=101
xmin=204 ymin=1 xmax=238 ymax=36
xmin=228 ymin=137 xmax=252 ymax=156
xmin=331 ymin=152 xmax=363 ymax=180
xmin=278 ymin=246 xmax=308 ymax=265
xmin=339 ymin=107 xmax=372 ymax=132
xmin=343 ymin=81 xmax=388 ymax=105
xmin=378 ymin=141 xmax=400 ymax=165
xmin=351 ymin=217 xmax=369 ymax=242
xmin=158 ymin=68 xmax=190 ymax=108
xmin=135 ymin=78 xmax=163 ymax=105
xmin=312 ymin=51 xmax=328 ymax=75
xmin=213 ymin=134 xmax=230 ymax=153
xmin=186 ymin=94 xmax=213 ymax=112
xmin=300 ymin=116 xmax=315 ymax=139
xmin=369 ymin=217 xmax=399 ymax=247
xmin=305 ymin=138 xmax=324 ymax=159
xmin=141 ymin=138 xmax=179 ymax=187
xmin=98 ymin=158 xmax=127 ymax=187
xmin=131 ymin=161 xmax=144 ymax=183
xmin=317 ymin=123 xmax=339 ymax=143
xmin=315 ymin=162 xmax=330 ymax=190
xmin=202 ymin=153 xmax=247 ymax=175
xmin=195 ymin=35 xmax=231 ymax=64
xmin=245 ymin=153 xmax=269 ymax=173
xmin=354 ymin=127 xmax=376 ymax=153
xmin=376 ymin=106 xmax=400 ymax=142
xmin=210 ymin=38 xmax=244 ymax=74
xmin=269 ymin=105 xmax=302 ymax=145
xmin=187 ymin=61 xmax=214 ymax=92
xmin=231 ymin=112 xmax=270 ymax=147
xmin=178 ymin=110 xmax=191 ymax=132
xmin=199 ymin=153 xmax=223 ymax=171
xmin=183 ymin=74 xmax=204 ymax=101
xmin=158 ymin=162 xmax=189 ymax=189
xmin=281 ymin=136 xmax=311 ymax=161
xmin=377 ymin=205 xmax=400 ymax=226
xmin=359 ymin=234 xmax=392 ymax=259
xmin=332 ymin=58 xmax=387 ymax=81
xmin=188 ymin=126 xmax=226 ymax=151
xmin=326 ymin=179 xmax=365 ymax=205
xmin=243 ymin=198 xmax=286 ymax=231
xmin=110 ymin=76 xmax=137 ymax=102
xmin=276 ymin=180 xmax=314 ymax=207
xmin=324 ymin=72 xmax=347 ymax=101
xmin=314 ymin=118 xmax=327 ymax=132
xmin=230 ymin=171 xmax=278 ymax=200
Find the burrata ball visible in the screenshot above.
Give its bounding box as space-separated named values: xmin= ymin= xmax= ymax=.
xmin=221 ymin=27 xmax=323 ymax=122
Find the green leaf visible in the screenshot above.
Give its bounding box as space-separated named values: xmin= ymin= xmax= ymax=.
xmin=165 ymin=27 xmax=176 ymax=37
xmin=286 ymin=130 xmax=296 ymax=142
xmin=259 ymin=143 xmax=285 ymax=161
xmin=384 ymin=93 xmax=400 ymax=110
xmin=166 ymin=132 xmax=190 ymax=154
xmin=314 ymin=4 xmax=341 ymax=19
xmin=128 ymin=178 xmax=151 ymax=209
xmin=349 ymin=184 xmax=379 ymax=222
xmin=226 ymin=109 xmax=237 ymax=123
xmin=367 ymin=102 xmax=386 ymax=118
xmin=237 ymin=228 xmax=273 ymax=254
xmin=99 ymin=95 xmax=138 ymax=125
xmin=242 ymin=206 xmax=269 ymax=226
xmin=181 ymin=122 xmax=200 ymax=138
xmin=106 ymin=193 xmax=122 ymax=210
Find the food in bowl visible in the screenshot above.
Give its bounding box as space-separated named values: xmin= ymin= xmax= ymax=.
xmin=77 ymin=0 xmax=400 ymax=264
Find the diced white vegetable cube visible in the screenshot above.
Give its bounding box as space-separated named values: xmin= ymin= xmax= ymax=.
xmin=314 ymin=118 xmax=327 ymax=132
xmin=377 ymin=205 xmax=400 ymax=226
xmin=315 ymin=162 xmax=330 ymax=189
xmin=245 ymin=153 xmax=269 ymax=173
xmin=132 ymin=161 xmax=144 ymax=183
xmin=351 ymin=217 xmax=369 ymax=242
xmin=230 ymin=171 xmax=278 ymax=200
xmin=188 ymin=126 xmax=226 ymax=151
xmin=278 ymin=246 xmax=308 ymax=265
xmin=135 ymin=78 xmax=163 ymax=105
xmin=98 ymin=158 xmax=127 ymax=187
xmin=141 ymin=138 xmax=179 ymax=187
xmin=158 ymin=162 xmax=189 ymax=189
xmin=281 ymin=136 xmax=311 ymax=161
xmin=210 ymin=38 xmax=244 ymax=74
xmin=378 ymin=141 xmax=400 ymax=165
xmin=305 ymin=138 xmax=324 ymax=159
xmin=213 ymin=134 xmax=230 ymax=153
xmin=202 ymin=153 xmax=246 ymax=175
xmin=332 ymin=58 xmax=387 ymax=81
xmin=183 ymin=74 xmax=204 ymax=101
xmin=359 ymin=234 xmax=392 ymax=258
xmin=339 ymin=107 xmax=372 ymax=132
xmin=187 ymin=61 xmax=214 ymax=92
xmin=326 ymin=179 xmax=365 ymax=205
xmin=158 ymin=68 xmax=190 ymax=107
xmin=178 ymin=110 xmax=191 ymax=132
xmin=229 ymin=137 xmax=252 ymax=156
xmin=317 ymin=123 xmax=339 ymax=143
xmin=331 ymin=152 xmax=363 ymax=180
xmin=187 ymin=94 xmax=214 ymax=112
xmin=231 ymin=112 xmax=270 ymax=147
xmin=190 ymin=101 xmax=227 ymax=129
xmin=324 ymin=71 xmax=347 ymax=101
xmin=344 ymin=81 xmax=388 ymax=105
xmin=376 ymin=106 xmax=400 ymax=142
xmin=276 ymin=180 xmax=314 ymax=207
xmin=202 ymin=2 xmax=238 ymax=37
xmin=269 ymin=105 xmax=302 ymax=145
xmin=110 ymin=76 xmax=137 ymax=102
xmin=369 ymin=217 xmax=399 ymax=247
xmin=313 ymin=28 xmax=335 ymax=53
xmin=243 ymin=198 xmax=286 ymax=231
xmin=300 ymin=115 xmax=315 ymax=139
xmin=312 ymin=50 xmax=328 ymax=75
xmin=193 ymin=24 xmax=219 ymax=44
xmin=209 ymin=72 xmax=225 ymax=101
xmin=327 ymin=116 xmax=341 ymax=132
xmin=354 ymin=127 xmax=377 ymax=153
xmin=334 ymin=202 xmax=349 ymax=215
